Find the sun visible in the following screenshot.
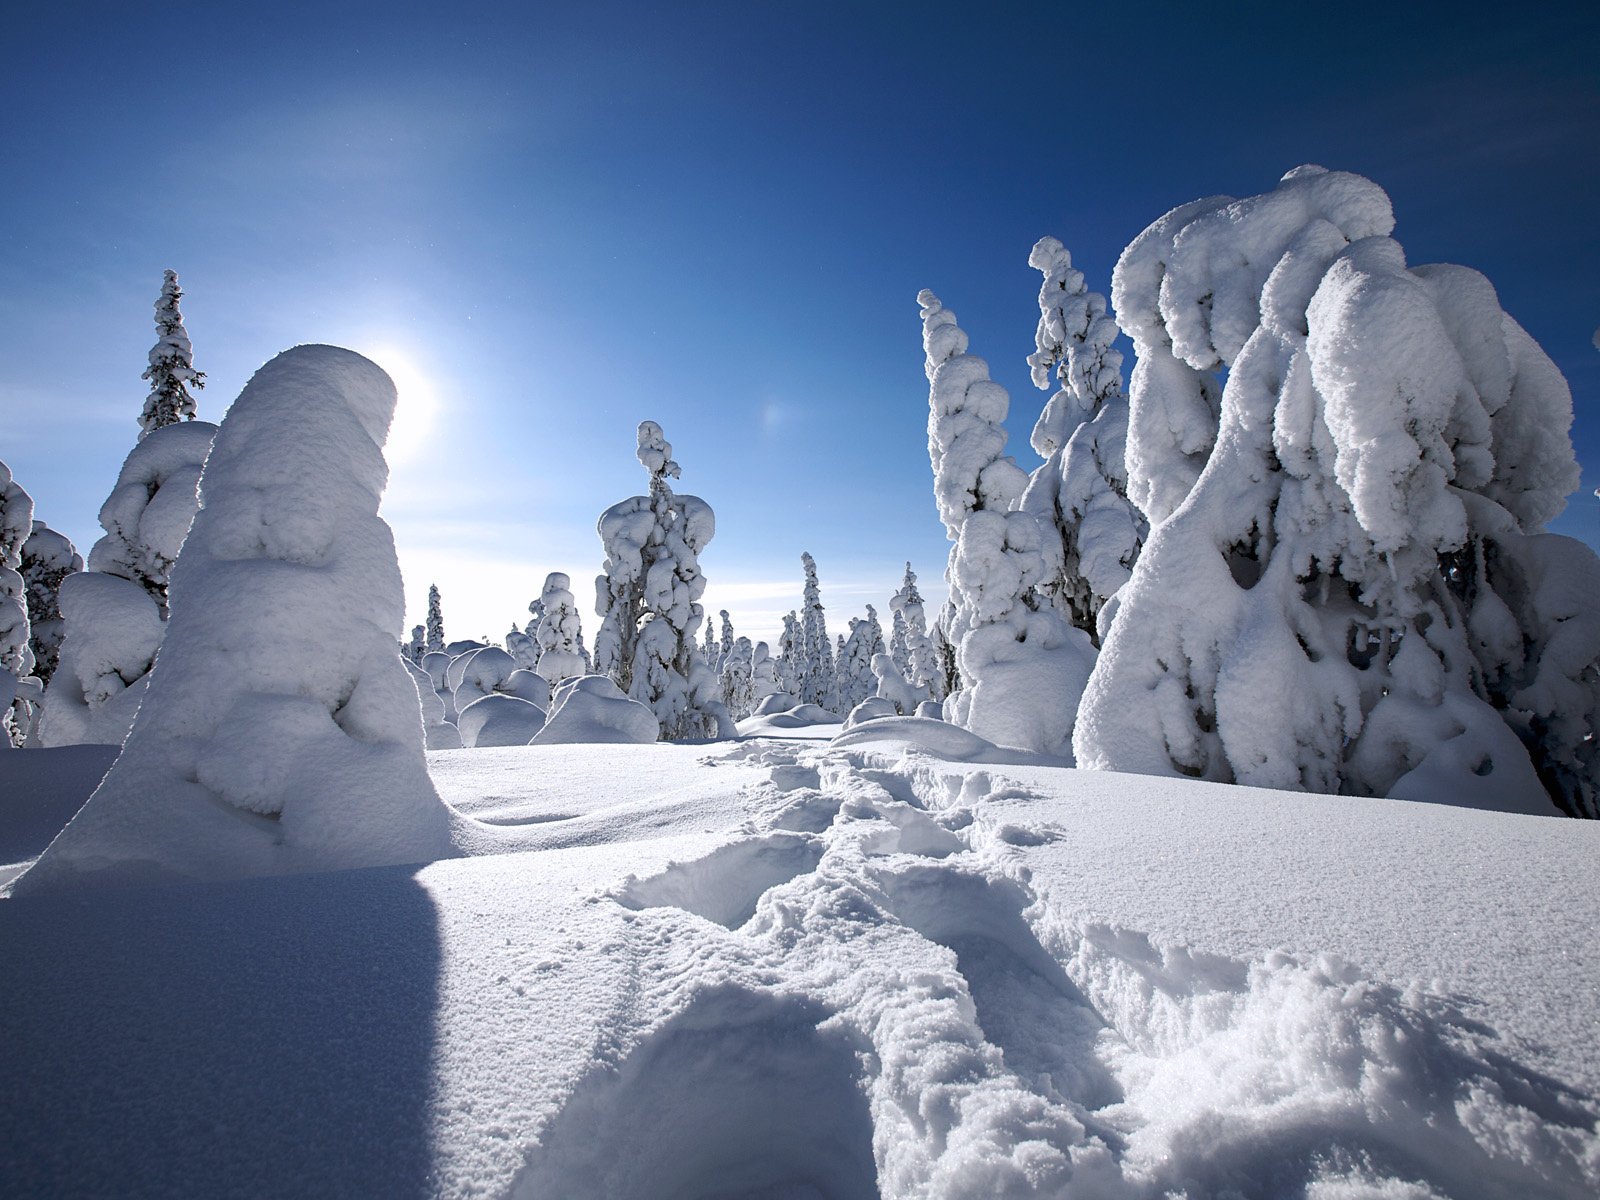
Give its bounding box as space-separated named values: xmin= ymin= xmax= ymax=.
xmin=361 ymin=344 xmax=438 ymax=466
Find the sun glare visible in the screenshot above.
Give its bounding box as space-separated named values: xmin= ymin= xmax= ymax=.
xmin=363 ymin=345 xmax=438 ymax=466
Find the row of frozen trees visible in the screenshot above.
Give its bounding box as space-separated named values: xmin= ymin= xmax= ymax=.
xmin=410 ymin=428 xmax=945 ymax=746
xmin=922 ymin=165 xmax=1599 ymax=818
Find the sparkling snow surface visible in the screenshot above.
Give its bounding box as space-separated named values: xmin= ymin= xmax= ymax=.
xmin=2 ymin=732 xmax=1596 ymax=1198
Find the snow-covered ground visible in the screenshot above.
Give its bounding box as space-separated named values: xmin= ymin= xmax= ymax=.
xmin=2 ymin=729 xmax=1596 ymax=1198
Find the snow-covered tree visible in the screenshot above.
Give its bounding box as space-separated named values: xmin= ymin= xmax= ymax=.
xmin=889 ymin=561 xmax=939 ymax=702
xmin=1 ymin=462 xmax=37 ymax=745
xmin=37 ymin=420 xmax=217 ymax=748
xmin=1020 ymin=237 xmax=1147 ymax=639
xmin=795 ymin=552 xmax=837 ymax=710
xmin=17 ymin=345 xmax=453 ymax=894
xmin=750 ymin=640 xmax=782 ymax=707
xmin=426 ymin=584 xmax=445 ymax=653
xmin=872 ymin=652 xmax=921 ymax=715
xmin=700 ymin=619 xmax=718 ymax=670
xmin=534 ymin=571 xmax=588 ymax=686
xmin=837 ymin=606 xmax=885 ymax=715
xmin=719 ymin=635 xmax=755 ymax=720
xmin=717 ymin=610 xmax=735 ymax=675
xmin=404 ymin=625 xmax=427 ymax=663
xmin=138 ymin=270 xmax=205 ymax=438
xmin=87 ymin=419 xmax=215 ymax=616
xmin=919 ymin=290 xmax=1095 ymax=754
xmin=776 ymin=610 xmax=802 ymax=697
xmin=593 ymin=422 xmax=731 ymax=739
xmin=21 ymin=521 xmax=82 ymax=687
xmin=1075 ymin=165 xmax=1596 ymax=816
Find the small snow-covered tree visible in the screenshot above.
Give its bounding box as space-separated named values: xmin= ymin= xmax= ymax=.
xmin=889 ymin=561 xmax=939 ymax=702
xmin=21 ymin=521 xmax=83 ymax=687
xmin=776 ymin=610 xmax=802 ymax=697
xmin=139 ymin=270 xmax=205 ymax=438
xmin=700 ymin=619 xmax=718 ymax=670
xmin=534 ymin=571 xmax=587 ymax=686
xmin=750 ymin=640 xmax=782 ymax=706
xmin=919 ymin=290 xmax=1095 ymax=753
xmin=426 ymin=585 xmax=445 ymax=653
xmin=594 ymin=422 xmax=731 ymax=739
xmin=873 ymin=652 xmax=921 ymax=715
xmin=38 ymin=420 xmax=217 ymax=748
xmin=17 ymin=345 xmax=453 ymax=894
xmin=719 ymin=635 xmax=755 ymax=720
xmin=1 ymin=463 xmax=37 ymax=745
xmin=795 ymin=552 xmax=837 ymax=710
xmin=404 ymin=625 xmax=427 ymax=664
xmin=1075 ymin=166 xmax=1597 ymax=816
xmin=1020 ymin=237 xmax=1147 ymax=639
xmin=837 ymin=606 xmax=885 ymax=715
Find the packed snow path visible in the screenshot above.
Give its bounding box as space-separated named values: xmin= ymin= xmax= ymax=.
xmin=514 ymin=739 xmax=1598 ymax=1199
xmin=3 ymin=734 xmax=1596 ymax=1198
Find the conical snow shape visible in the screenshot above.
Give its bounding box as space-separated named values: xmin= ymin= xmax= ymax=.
xmin=12 ymin=346 xmax=453 ymax=894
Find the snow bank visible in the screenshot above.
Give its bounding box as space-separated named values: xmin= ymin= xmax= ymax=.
xmin=458 ymin=693 xmax=547 ymax=748
xmin=12 ymin=346 xmax=453 ymax=894
xmin=530 ymin=675 xmax=657 ymax=745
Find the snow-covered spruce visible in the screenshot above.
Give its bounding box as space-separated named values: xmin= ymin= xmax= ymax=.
xmin=836 ymin=605 xmax=885 ymax=715
xmin=533 ymin=572 xmax=587 ymax=687
xmin=776 ymin=610 xmax=802 ymax=697
xmin=1075 ymin=165 xmax=1597 ymax=816
xmin=750 ymin=640 xmax=782 ymax=708
xmin=1019 ymin=237 xmax=1147 ymax=640
xmin=593 ymin=422 xmax=732 ymax=740
xmin=919 ymin=290 xmax=1096 ymax=755
xmin=426 ymin=584 xmax=446 ymax=653
xmin=0 ymin=462 xmax=37 ymax=746
xmin=718 ymin=635 xmax=755 ymax=721
xmin=794 ymin=552 xmax=837 ymax=711
xmin=15 ymin=346 xmax=453 ymax=893
xmin=138 ymin=270 xmax=205 ymax=438
xmin=20 ymin=521 xmax=83 ymax=687
xmin=37 ymin=420 xmax=217 ymax=748
xmin=889 ymin=562 xmax=937 ymax=703
xmin=404 ymin=624 xmax=426 ymax=664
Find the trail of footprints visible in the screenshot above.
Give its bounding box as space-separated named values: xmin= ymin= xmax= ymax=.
xmin=517 ymin=743 xmax=1600 ymax=1200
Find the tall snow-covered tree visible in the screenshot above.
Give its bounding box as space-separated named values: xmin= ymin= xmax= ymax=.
xmin=139 ymin=270 xmax=205 ymax=438
xmin=17 ymin=346 xmax=453 ymax=893
xmin=534 ymin=571 xmax=587 ymax=686
xmin=21 ymin=521 xmax=83 ymax=687
xmin=1075 ymin=165 xmax=1597 ymax=817
xmin=1020 ymin=237 xmax=1147 ymax=640
xmin=594 ymin=422 xmax=731 ymax=739
xmin=718 ymin=610 xmax=735 ymax=674
xmin=919 ymin=290 xmax=1095 ymax=754
xmin=426 ymin=585 xmax=445 ymax=653
xmin=795 ymin=552 xmax=837 ymax=710
xmin=1 ymin=462 xmax=37 ymax=745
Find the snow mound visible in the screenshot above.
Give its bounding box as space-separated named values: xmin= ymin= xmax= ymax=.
xmin=844 ymin=696 xmax=898 ymax=728
xmin=530 ymin=674 xmax=658 ymax=745
xmin=12 ymin=345 xmax=453 ymax=894
xmin=830 ymin=715 xmax=1002 ymax=761
xmin=457 ymin=693 xmax=546 ymax=748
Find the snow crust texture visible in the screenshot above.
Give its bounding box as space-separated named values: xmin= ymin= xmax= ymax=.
xmin=14 ymin=346 xmax=452 ymax=893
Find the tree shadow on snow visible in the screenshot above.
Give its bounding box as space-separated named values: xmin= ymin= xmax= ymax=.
xmin=0 ymin=862 xmax=444 ymax=1198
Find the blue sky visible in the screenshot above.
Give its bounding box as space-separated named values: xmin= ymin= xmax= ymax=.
xmin=4 ymin=2 xmax=1597 ymax=645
